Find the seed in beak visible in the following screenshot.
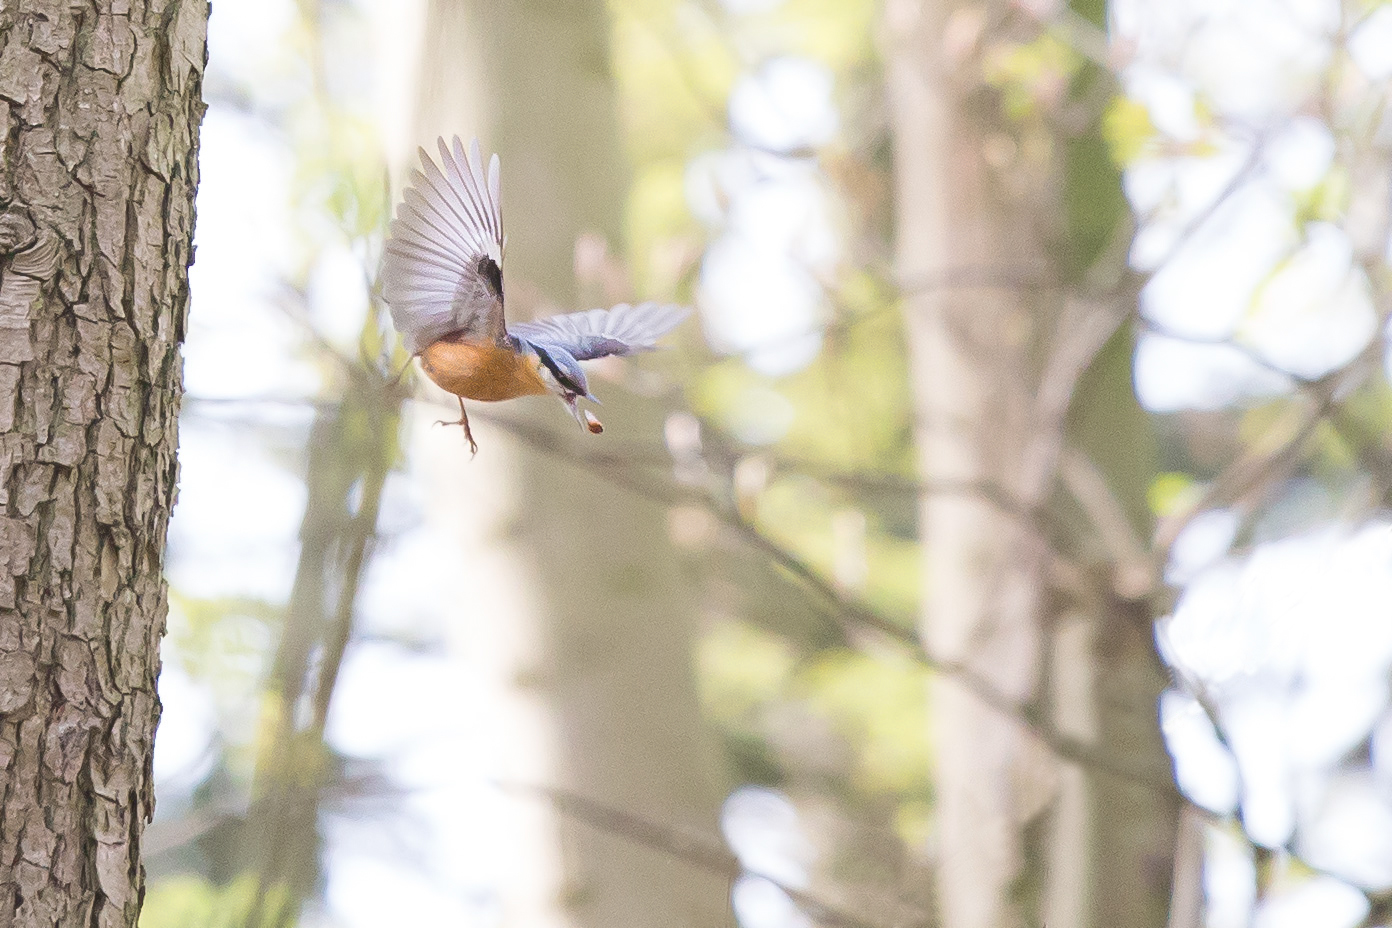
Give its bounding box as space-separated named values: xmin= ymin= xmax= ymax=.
xmin=584 ymin=410 xmax=604 ymax=434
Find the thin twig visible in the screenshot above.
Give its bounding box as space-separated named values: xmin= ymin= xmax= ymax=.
xmin=1059 ymin=445 xmax=1159 ymax=599
xmin=1139 ymin=319 xmax=1306 ymax=385
xmin=467 ymin=402 xmax=1184 ymax=799
xmin=502 ymin=781 xmax=927 ymax=928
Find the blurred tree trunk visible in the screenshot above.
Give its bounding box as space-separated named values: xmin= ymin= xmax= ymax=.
xmin=887 ymin=1 xmax=1180 ymax=927
xmin=235 ymin=379 xmax=399 ymax=928
xmin=223 ymin=6 xmax=404 ymax=925
xmin=0 ymin=2 xmax=207 ymax=927
xmin=413 ymin=2 xmax=729 ymax=927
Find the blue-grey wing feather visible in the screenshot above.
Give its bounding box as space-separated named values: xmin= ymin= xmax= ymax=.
xmin=381 ymin=137 xmax=506 ymax=354
xmin=509 ymin=302 xmax=689 ymax=361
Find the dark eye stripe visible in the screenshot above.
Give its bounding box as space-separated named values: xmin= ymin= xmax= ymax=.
xmin=533 ymin=345 xmax=584 ymax=395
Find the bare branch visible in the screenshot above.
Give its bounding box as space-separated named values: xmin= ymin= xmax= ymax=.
xmin=1059 ymin=445 xmax=1159 ymax=599
xmin=502 ymin=781 xmax=928 ymax=928
xmin=1139 ymin=142 xmax=1267 ymax=280
xmin=1139 ymin=318 xmax=1306 ymax=385
xmin=1020 ymin=296 xmax=1131 ymax=508
xmin=1151 ymin=301 xmax=1390 ymax=567
xmin=467 ymin=403 xmax=1184 ymax=799
xmin=716 ymin=264 xmax=1051 ymax=368
xmin=1153 ymin=395 xmax=1328 ymax=561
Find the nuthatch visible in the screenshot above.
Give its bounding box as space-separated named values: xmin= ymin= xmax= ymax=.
xmin=381 ymin=136 xmax=689 ymax=454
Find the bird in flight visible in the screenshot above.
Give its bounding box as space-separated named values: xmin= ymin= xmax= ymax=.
xmin=381 ymin=136 xmax=688 ymax=455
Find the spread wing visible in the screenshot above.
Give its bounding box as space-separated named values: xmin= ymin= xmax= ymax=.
xmin=381 ymin=137 xmax=506 ymax=355
xmin=509 ymin=302 xmax=690 ymax=361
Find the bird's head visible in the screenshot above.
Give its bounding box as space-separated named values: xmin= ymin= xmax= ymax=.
xmin=528 ymin=341 xmax=594 ymax=402
xmin=523 ymin=340 xmax=605 ymax=433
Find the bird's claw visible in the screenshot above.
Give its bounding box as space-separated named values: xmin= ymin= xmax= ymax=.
xmin=437 ymin=398 xmax=479 ymax=457
xmin=434 ymin=419 xmax=479 ymax=457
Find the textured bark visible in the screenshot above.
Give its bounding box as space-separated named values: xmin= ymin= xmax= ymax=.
xmin=888 ymin=1 xmax=1178 ymax=926
xmin=0 ymin=2 xmax=207 ymax=927
xmin=414 ymin=2 xmax=730 ymax=926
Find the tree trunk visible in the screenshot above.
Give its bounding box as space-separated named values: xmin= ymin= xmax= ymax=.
xmin=890 ymin=12 xmax=1049 ymax=919
xmin=0 ymin=2 xmax=207 ymax=927
xmin=887 ymin=1 xmax=1179 ymax=926
xmin=412 ymin=3 xmax=729 ymax=928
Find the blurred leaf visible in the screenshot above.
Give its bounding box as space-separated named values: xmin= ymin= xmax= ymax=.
xmin=613 ymin=9 xmax=739 ymax=160
xmin=760 ymin=473 xmax=838 ymax=575
xmin=863 ymin=531 xmax=920 ymax=619
xmin=795 ymin=649 xmax=932 ymax=796
xmin=1339 ymin=378 xmax=1392 ymax=436
xmin=1102 ymin=96 xmax=1158 ymax=166
xmin=1148 ymin=471 xmax=1202 ymax=518
xmin=778 ymin=0 xmax=878 ymax=71
xmin=1293 ymin=166 xmax=1351 ymax=227
xmin=983 ymin=34 xmax=1082 ymax=121
xmin=292 ymin=110 xmax=389 ymax=245
xmin=698 ymin=620 xmax=797 ymax=721
xmin=140 ymin=874 xmax=295 ymax=928
xmin=894 ymin=798 xmax=934 ymax=849
xmin=1309 ymin=417 xmax=1357 ymax=477
xmin=627 ymin=157 xmax=699 ymax=294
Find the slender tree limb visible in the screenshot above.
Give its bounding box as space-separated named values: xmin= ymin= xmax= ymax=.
xmin=1139 ymin=319 xmax=1307 ymax=385
xmin=1059 ymin=445 xmax=1160 ymax=599
xmin=501 ymin=781 xmax=928 ymax=928
xmin=471 ymin=402 xmax=1184 ymax=799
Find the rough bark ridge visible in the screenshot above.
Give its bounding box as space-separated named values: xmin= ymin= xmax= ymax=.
xmin=0 ymin=2 xmax=207 ymax=926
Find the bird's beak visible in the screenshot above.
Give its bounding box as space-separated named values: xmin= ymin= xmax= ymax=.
xmin=562 ymin=394 xmax=604 ymax=434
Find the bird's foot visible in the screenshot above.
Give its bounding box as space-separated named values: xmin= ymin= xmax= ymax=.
xmin=434 ymin=399 xmax=479 ymax=457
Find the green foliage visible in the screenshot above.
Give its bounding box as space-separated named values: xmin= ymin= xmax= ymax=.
xmin=699 ymin=620 xmax=798 ymax=720
xmin=1148 ymin=472 xmax=1203 ymax=518
xmin=692 ymin=365 xmax=798 ymax=445
xmin=1064 ymin=130 xmax=1125 ymax=279
xmin=166 ymin=592 xmax=281 ymax=781
xmin=140 ymin=875 xmax=295 ymax=928
xmin=611 ymin=3 xmax=739 ymax=159
xmin=293 ymin=111 xmax=391 ymax=242
xmin=625 ymin=156 xmax=701 ymax=295
xmin=983 ymin=34 xmax=1083 ymax=121
xmin=758 ymin=0 xmax=878 ymax=70
xmin=776 ymin=284 xmax=913 ymax=470
xmin=1071 ymin=0 xmax=1107 ymax=27
xmin=698 ymin=622 xmax=932 ymax=800
xmin=1338 ymin=378 xmax=1392 ymax=439
xmin=1069 ymin=326 xmax=1158 ymax=533
xmin=795 ymin=649 xmax=932 ymax=796
xmin=1102 ymin=97 xmax=1159 ymax=166
xmin=861 ymin=531 xmax=920 ymax=619
xmin=758 ymin=474 xmax=839 ymax=568
xmin=1291 ymin=166 xmax=1351 ymax=228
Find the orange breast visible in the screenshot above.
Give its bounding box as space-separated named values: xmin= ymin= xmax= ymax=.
xmin=418 ymin=338 xmax=548 ymax=402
